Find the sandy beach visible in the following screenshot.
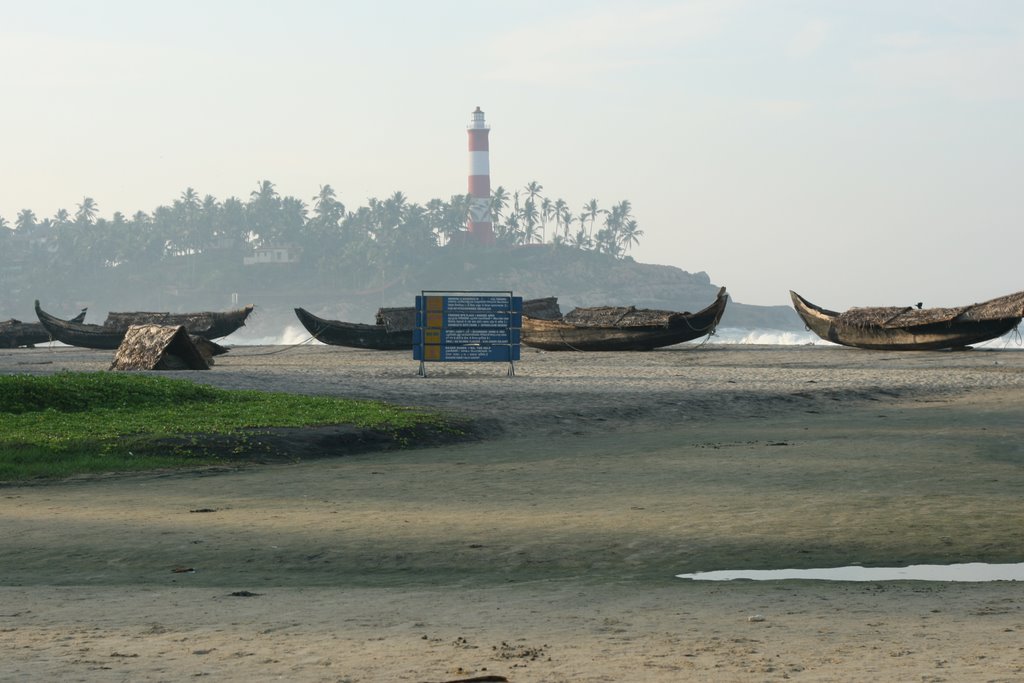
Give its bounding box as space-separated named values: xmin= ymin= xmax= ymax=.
xmin=1 ymin=342 xmax=1023 ymax=682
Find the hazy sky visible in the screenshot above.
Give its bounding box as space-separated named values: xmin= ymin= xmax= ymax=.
xmin=2 ymin=1 xmax=1022 ymax=309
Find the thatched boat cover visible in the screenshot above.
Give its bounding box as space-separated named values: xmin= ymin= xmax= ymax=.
xmin=837 ymin=290 xmax=1024 ymax=329
xmin=102 ymin=308 xmax=250 ymax=332
xmin=376 ymin=297 xmax=563 ymax=330
xmin=376 ymin=307 xmax=417 ymax=331
xmin=110 ymin=324 xmax=210 ymax=371
xmin=522 ymin=296 xmax=562 ymax=320
xmin=562 ymin=306 xmax=677 ymax=328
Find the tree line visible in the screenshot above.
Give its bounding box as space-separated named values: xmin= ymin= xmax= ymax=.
xmin=0 ymin=180 xmax=644 ymax=312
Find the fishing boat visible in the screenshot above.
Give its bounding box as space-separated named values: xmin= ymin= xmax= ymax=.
xmin=102 ymin=305 xmax=254 ymax=341
xmin=790 ymin=290 xmax=1024 ymax=350
xmin=1 ymin=308 xmax=87 ymax=348
xmin=293 ymin=308 xmax=414 ymax=350
xmin=520 ymin=287 xmax=728 ymax=351
xmin=294 ymin=297 xmax=563 ymax=350
xmin=34 ymin=300 xmax=253 ymax=350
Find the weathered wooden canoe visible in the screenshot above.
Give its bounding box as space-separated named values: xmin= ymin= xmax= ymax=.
xmin=1 ymin=308 xmax=87 ymax=348
xmin=790 ymin=290 xmax=1024 ymax=350
xmin=35 ymin=300 xmax=252 ymax=350
xmin=102 ymin=305 xmax=254 ymax=340
xmin=294 ymin=297 xmax=563 ymax=350
xmin=520 ymin=287 xmax=728 ymax=351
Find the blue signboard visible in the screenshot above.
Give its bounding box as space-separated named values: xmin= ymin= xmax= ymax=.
xmin=415 ymin=291 xmax=522 ymax=376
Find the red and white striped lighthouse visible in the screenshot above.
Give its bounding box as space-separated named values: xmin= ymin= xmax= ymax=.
xmin=466 ymin=106 xmax=495 ymax=244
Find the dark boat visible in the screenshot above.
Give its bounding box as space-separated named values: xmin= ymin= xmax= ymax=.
xmin=101 ymin=305 xmax=254 ymax=341
xmin=294 ymin=308 xmax=414 ymax=350
xmin=294 ymin=297 xmax=563 ymax=350
xmin=520 ymin=287 xmax=728 ymax=351
xmin=1 ymin=308 xmax=87 ymax=348
xmin=790 ymin=290 xmax=1024 ymax=350
xmin=34 ymin=300 xmax=254 ymax=350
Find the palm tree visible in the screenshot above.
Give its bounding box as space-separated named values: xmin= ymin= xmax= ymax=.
xmin=312 ymin=184 xmax=345 ymax=225
xmin=248 ymin=180 xmax=281 ymax=247
xmin=213 ymin=197 xmax=250 ymax=257
xmin=386 ymin=190 xmax=408 ymax=216
xmin=443 ymin=194 xmax=472 ymax=244
xmin=498 ymin=191 xmax=522 ymax=244
xmin=522 ymin=198 xmax=539 ymax=244
xmin=180 ymin=187 xmax=200 ymax=210
xmin=393 ymin=201 xmax=437 ymax=260
xmin=74 ymin=197 xmax=98 ymax=225
xmin=552 ymin=198 xmax=568 ymax=239
xmin=569 ymin=226 xmax=592 ymax=250
xmin=172 ymin=187 xmax=202 ymax=255
xmin=199 ymin=194 xmax=220 ymax=250
xmin=524 ymin=181 xmax=544 ymax=242
xmin=251 ymin=180 xmax=277 ymax=203
xmin=540 ymin=197 xmax=553 ymax=243
xmin=582 ymin=199 xmax=602 ymax=240
xmin=613 ymin=199 xmax=633 ymax=225
xmin=15 ymin=209 xmax=37 ymax=236
xmin=423 ymin=198 xmax=447 ymax=244
xmin=594 ymin=227 xmax=619 ymax=256
xmin=598 ymin=200 xmax=632 ymax=257
xmin=279 ymin=195 xmax=308 ymax=246
xmin=555 ymin=209 xmax=575 ymax=246
xmin=618 ymin=218 xmax=644 ymax=254
xmin=490 ymin=186 xmax=509 ymax=224
xmin=524 ymin=180 xmax=543 ymax=203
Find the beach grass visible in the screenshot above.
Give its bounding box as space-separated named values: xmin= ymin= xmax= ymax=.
xmin=0 ymin=372 xmax=450 ymax=481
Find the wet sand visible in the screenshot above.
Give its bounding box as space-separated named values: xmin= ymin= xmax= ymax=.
xmin=1 ymin=342 xmax=1023 ymax=681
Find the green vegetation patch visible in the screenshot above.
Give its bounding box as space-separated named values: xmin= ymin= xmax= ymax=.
xmin=0 ymin=372 xmax=461 ymax=482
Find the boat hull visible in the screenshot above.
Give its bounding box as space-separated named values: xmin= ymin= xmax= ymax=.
xmin=520 ymin=288 xmax=728 ymax=351
xmin=1 ymin=309 xmax=88 ymax=348
xmin=294 ymin=308 xmax=413 ymax=350
xmin=294 ymin=298 xmax=563 ymax=351
xmin=35 ymin=301 xmax=252 ymax=350
xmin=1 ymin=320 xmax=59 ymax=348
xmin=102 ymin=306 xmax=253 ymax=340
xmin=790 ymin=291 xmax=1023 ymax=351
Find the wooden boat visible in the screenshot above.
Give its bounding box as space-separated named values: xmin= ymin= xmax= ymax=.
xmin=520 ymin=287 xmax=728 ymax=351
xmin=294 ymin=297 xmax=563 ymax=350
xmin=790 ymin=290 xmax=1024 ymax=350
xmin=294 ymin=308 xmax=414 ymax=350
xmin=34 ymin=300 xmax=253 ymax=350
xmin=101 ymin=305 xmax=254 ymax=340
xmin=1 ymin=308 xmax=87 ymax=348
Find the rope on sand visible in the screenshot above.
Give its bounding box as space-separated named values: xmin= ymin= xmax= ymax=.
xmin=225 ymin=335 xmax=318 ymax=356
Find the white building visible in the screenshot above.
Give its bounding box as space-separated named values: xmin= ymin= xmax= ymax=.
xmin=243 ymin=245 xmax=301 ymax=266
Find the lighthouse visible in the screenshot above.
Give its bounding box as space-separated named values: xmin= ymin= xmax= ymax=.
xmin=467 ymin=106 xmax=495 ymax=244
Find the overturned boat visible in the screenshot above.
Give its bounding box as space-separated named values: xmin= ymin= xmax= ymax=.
xmin=520 ymin=287 xmax=728 ymax=351
xmin=790 ymin=290 xmax=1024 ymax=350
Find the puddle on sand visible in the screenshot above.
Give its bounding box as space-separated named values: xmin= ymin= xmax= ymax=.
xmin=677 ymin=562 xmax=1024 ymax=582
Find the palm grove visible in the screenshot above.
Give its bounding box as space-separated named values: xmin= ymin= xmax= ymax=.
xmin=0 ymin=180 xmax=644 ymax=315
